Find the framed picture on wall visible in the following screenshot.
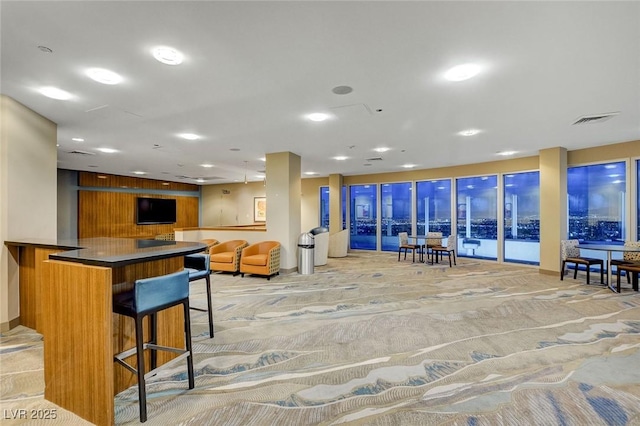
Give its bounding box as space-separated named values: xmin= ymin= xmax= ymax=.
xmin=254 ymin=197 xmax=266 ymax=222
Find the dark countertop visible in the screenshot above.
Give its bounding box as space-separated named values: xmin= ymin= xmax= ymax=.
xmin=4 ymin=237 xmax=206 ymax=267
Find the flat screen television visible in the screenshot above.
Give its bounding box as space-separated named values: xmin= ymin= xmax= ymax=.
xmin=136 ymin=197 xmax=177 ymax=224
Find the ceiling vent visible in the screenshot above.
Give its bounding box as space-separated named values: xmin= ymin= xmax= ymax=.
xmin=365 ymin=157 xmax=383 ymax=161
xmin=67 ymin=149 xmax=96 ymax=155
xmin=572 ymin=112 xmax=619 ymax=125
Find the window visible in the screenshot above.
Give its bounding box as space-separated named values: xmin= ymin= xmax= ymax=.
xmin=380 ymin=182 xmax=412 ymax=251
xmin=456 ymin=176 xmax=497 ymax=260
xmin=416 ymin=179 xmax=451 ymax=237
xmin=350 ymin=184 xmax=377 ymax=250
xmin=568 ymin=161 xmax=626 ymax=243
xmin=637 ymin=160 xmax=640 ymax=239
xmin=320 ymin=186 xmax=330 ymax=228
xmin=504 ymin=171 xmax=540 ymax=265
xmin=319 ymin=186 xmax=347 ymax=230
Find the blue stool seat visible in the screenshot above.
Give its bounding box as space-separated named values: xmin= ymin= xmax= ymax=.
xmin=184 ymin=254 xmax=214 ymax=338
xmin=113 ymin=270 xmax=195 ymax=423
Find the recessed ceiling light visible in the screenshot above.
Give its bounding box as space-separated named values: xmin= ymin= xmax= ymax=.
xmin=307 ymin=113 xmax=330 ymax=122
xmin=401 ymin=164 xmax=416 ymax=168
xmin=458 ymin=129 xmax=481 ymax=136
xmin=332 ymin=85 xmax=353 ymax=95
xmin=496 ymin=151 xmax=517 ymax=156
xmin=333 ymin=156 xmax=348 ymax=161
xmin=96 ymin=147 xmax=118 ymax=153
xmin=373 ymin=147 xmax=390 ymax=153
xmin=132 ymin=171 xmax=146 ymax=175
xmin=444 ymin=63 xmax=482 ymax=82
xmin=201 ymin=163 xmax=214 ymax=168
xmin=152 ymin=46 xmax=184 ymax=65
xmin=304 ymin=172 xmax=318 ymax=175
xmin=195 ymin=178 xmax=205 ymax=183
xmin=72 ymin=138 xmax=85 ymax=142
xmin=86 ymin=68 xmax=123 ymax=85
xmin=39 ymin=86 xmax=72 ymax=100
xmin=259 ymin=157 xmax=266 ymax=162
xmin=178 ymin=133 xmax=200 ymax=140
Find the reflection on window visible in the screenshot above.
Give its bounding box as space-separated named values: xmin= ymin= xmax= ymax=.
xmin=416 ymin=179 xmax=451 ymax=237
xmin=568 ymin=161 xmax=626 ymax=243
xmin=381 ymin=182 xmax=412 ymax=251
xmin=456 ymin=176 xmax=497 ymax=260
xmin=504 ymin=171 xmax=540 ymax=265
xmin=350 ymin=184 xmax=377 ymax=250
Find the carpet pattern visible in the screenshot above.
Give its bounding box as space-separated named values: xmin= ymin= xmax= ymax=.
xmin=2 ymin=252 xmax=640 ymax=425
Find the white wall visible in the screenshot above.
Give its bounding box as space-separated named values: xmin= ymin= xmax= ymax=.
xmin=1 ymin=95 xmax=57 ymax=329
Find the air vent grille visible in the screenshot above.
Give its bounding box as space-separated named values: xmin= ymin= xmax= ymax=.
xmin=572 ymin=112 xmax=619 ymax=125
xmin=365 ymin=157 xmax=383 ymax=161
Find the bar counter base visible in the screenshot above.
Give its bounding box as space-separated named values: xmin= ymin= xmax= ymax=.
xmin=41 ymin=257 xmax=184 ymax=426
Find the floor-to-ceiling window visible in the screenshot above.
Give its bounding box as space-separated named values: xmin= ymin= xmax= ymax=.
xmin=350 ymin=184 xmax=377 ymax=250
xmin=319 ymin=185 xmax=347 ymax=230
xmin=568 ymin=161 xmax=626 ymax=243
xmin=456 ymin=176 xmax=498 ymax=260
xmin=637 ymin=160 xmax=640 ymax=239
xmin=380 ymin=182 xmax=412 ymax=251
xmin=503 ymin=171 xmax=540 ymax=265
xmin=416 ymin=179 xmax=452 ymax=237
xmin=320 ymin=186 xmax=330 ymax=228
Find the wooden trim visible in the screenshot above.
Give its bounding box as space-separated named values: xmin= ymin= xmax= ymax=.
xmin=175 ymin=226 xmax=266 ymax=232
xmin=79 ymin=171 xmax=198 ymax=192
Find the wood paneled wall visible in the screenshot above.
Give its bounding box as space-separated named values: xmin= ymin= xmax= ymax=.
xmin=80 ymin=171 xmax=198 ymax=192
xmin=79 ymin=191 xmax=199 ymax=238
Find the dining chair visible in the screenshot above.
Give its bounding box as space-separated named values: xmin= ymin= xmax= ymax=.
xmin=429 ymin=235 xmax=457 ymax=267
xmin=610 ymin=240 xmax=640 ymax=284
xmin=397 ymin=232 xmax=420 ymax=262
xmin=560 ymin=239 xmax=604 ymax=285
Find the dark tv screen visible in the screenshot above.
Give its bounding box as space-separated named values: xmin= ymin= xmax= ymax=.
xmin=136 ymin=197 xmax=177 ymax=224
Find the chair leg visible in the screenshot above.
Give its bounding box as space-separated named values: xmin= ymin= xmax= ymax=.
xmin=135 ymin=316 xmax=147 ymax=423
xmin=398 ymin=249 xmax=401 ymax=261
xmin=205 ymin=275 xmax=214 ymax=338
xmin=448 ymin=252 xmax=452 ymax=267
xmin=586 ymin=265 xmax=591 ymax=284
xmin=452 ymin=250 xmax=456 ymax=266
xmin=573 ymin=264 xmax=578 ymax=280
xmin=617 ymin=269 xmax=622 ymax=292
xmin=182 ymin=301 xmax=195 ymax=390
xmin=150 ymin=313 xmax=157 ymax=370
xmin=600 ymin=263 xmax=604 ymax=285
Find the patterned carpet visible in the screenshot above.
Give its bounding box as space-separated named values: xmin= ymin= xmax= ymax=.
xmin=2 ymin=252 xmax=640 ymax=425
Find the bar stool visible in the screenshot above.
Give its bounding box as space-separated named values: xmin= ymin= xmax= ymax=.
xmin=113 ymin=270 xmax=195 ymax=423
xmin=184 ymin=254 xmax=214 ymax=338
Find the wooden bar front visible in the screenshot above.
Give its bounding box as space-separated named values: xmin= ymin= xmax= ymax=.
xmin=41 ymin=256 xmax=185 ymax=426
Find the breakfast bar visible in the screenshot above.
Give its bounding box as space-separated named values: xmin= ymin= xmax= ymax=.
xmin=4 ymin=237 xmax=206 ymax=425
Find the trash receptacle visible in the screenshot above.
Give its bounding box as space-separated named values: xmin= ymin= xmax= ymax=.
xmin=298 ymin=232 xmax=315 ymax=275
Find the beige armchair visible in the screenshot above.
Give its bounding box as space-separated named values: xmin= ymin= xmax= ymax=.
xmin=209 ymin=240 xmax=248 ymax=275
xmin=240 ymin=241 xmax=281 ymax=280
xmin=328 ymin=229 xmax=348 ymax=258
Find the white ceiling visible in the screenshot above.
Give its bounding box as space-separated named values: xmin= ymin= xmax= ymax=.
xmin=2 ymin=1 xmax=639 ymax=185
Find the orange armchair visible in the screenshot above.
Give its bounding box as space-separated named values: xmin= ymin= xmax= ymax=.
xmin=209 ymin=240 xmax=248 ymax=275
xmin=240 ymin=241 xmax=281 ymax=280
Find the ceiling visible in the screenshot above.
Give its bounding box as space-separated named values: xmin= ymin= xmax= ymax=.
xmin=2 ymin=1 xmax=639 ymax=185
